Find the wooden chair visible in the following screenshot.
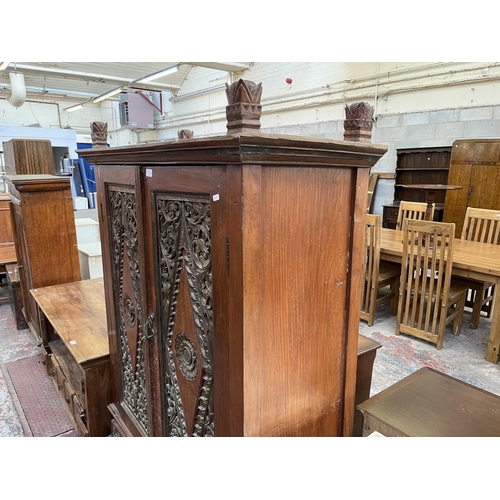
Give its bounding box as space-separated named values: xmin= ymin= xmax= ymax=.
xmin=396 ymin=200 xmax=433 ymax=230
xmin=460 ymin=207 xmax=500 ymax=329
xmin=396 ymin=219 xmax=469 ymax=350
xmin=360 ymin=214 xmax=400 ymax=326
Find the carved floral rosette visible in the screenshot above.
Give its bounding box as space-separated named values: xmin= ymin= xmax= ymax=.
xmin=343 ymin=102 xmax=374 ymax=142
xmin=225 ymin=79 xmax=263 ymax=133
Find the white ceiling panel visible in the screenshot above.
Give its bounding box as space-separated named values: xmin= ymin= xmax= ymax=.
xmin=0 ymin=62 xmax=250 ymax=101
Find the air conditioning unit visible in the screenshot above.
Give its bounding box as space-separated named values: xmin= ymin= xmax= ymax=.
xmin=119 ymin=93 xmax=155 ymax=130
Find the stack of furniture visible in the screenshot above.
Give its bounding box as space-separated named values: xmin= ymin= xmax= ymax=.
xmin=80 ymin=83 xmax=388 ymax=437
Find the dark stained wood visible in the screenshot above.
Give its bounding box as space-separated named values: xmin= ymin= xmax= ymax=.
xmin=30 ymin=278 xmax=112 ymax=437
xmin=444 ymin=139 xmax=500 ymax=237
xmin=2 ymin=138 xmax=55 ymax=175
xmin=4 ymin=174 xmax=81 ymax=341
xmin=357 ymin=367 xmax=500 ymax=436
xmin=395 ymin=148 xmax=451 ymax=204
xmin=85 ymin=133 xmax=387 ymax=437
xmin=354 ymin=334 xmax=381 ymax=437
xmin=343 ymin=102 xmax=374 ymax=143
xmin=6 ymin=264 xmax=28 ymax=330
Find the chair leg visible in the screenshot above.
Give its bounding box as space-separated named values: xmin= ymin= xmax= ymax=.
xmin=470 ymin=285 xmax=486 ymax=330
xmin=389 ymin=279 xmax=399 ymax=316
xmin=453 ymin=293 xmax=467 ymax=336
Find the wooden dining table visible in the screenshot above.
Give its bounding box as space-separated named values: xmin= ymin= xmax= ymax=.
xmin=379 ymin=227 xmax=500 ymax=364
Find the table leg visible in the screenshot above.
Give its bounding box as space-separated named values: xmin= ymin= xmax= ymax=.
xmin=424 ymin=190 xmax=437 ymax=221
xmin=486 ymin=283 xmax=500 ymax=364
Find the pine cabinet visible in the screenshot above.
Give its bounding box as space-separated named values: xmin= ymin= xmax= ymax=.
xmin=4 ymin=174 xmax=81 ymax=341
xmin=443 ymin=139 xmax=500 ymax=237
xmin=82 ymin=133 xmax=387 ymax=437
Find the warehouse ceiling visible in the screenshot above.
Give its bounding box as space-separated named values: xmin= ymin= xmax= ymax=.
xmin=0 ymin=62 xmax=251 ymax=103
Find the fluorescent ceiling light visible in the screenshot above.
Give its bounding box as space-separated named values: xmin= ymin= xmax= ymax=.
xmin=93 ymin=87 xmax=123 ymax=103
xmin=65 ymin=103 xmax=84 ymax=112
xmin=0 ymin=62 xmax=11 ymax=71
xmin=136 ymin=65 xmax=179 ymax=83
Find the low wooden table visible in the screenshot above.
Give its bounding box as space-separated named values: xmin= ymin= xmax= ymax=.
xmin=354 ymin=334 xmax=382 ymax=437
xmin=357 ymin=367 xmax=500 ymax=436
xmin=30 ymin=278 xmax=111 ymax=437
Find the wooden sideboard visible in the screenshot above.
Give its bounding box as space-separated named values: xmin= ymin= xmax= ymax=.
xmin=4 ymin=175 xmax=81 ymax=340
xmin=81 ymin=130 xmax=387 ymax=437
xmin=30 ymin=278 xmax=111 ymax=437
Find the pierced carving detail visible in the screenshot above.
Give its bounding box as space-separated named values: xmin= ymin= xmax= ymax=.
xmin=123 ymin=293 xmax=136 ymax=328
xmin=109 ymin=190 xmax=148 ymax=433
xmin=157 ymin=197 xmax=214 ymax=437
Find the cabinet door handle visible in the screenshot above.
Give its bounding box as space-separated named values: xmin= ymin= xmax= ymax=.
xmin=142 ymin=313 xmax=155 ymax=342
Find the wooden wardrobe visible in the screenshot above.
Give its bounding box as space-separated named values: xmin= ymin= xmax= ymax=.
xmin=80 ymin=82 xmax=387 ymax=437
xmin=81 ymin=134 xmax=386 ymax=437
xmin=443 ymin=139 xmax=500 ymax=237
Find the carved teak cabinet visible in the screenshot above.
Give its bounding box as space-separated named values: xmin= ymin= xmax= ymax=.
xmin=82 ymin=134 xmax=386 ymax=437
xmin=81 ymin=82 xmax=386 ymax=437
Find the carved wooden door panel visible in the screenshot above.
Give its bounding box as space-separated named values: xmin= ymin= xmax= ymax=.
xmin=97 ymin=166 xmax=152 ymax=436
xmin=143 ymin=166 xmax=227 ymax=437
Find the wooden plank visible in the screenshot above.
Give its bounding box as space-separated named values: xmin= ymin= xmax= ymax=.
xmin=30 ymin=278 xmax=108 ymax=366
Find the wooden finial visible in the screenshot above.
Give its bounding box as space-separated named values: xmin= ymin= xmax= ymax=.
xmin=225 ymin=79 xmax=263 ymax=133
xmin=178 ymin=129 xmax=194 ymax=140
xmin=343 ymin=102 xmax=374 ymax=142
xmin=91 ymin=121 xmax=108 ymax=148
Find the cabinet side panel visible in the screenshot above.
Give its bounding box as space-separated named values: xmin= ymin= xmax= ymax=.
xmin=243 ymin=166 xmax=353 ymax=436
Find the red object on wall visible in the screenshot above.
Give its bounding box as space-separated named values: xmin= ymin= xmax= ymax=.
xmin=286 ymin=78 xmax=292 ymax=84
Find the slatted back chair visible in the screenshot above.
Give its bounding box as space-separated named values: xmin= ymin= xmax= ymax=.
xmin=396 ymin=219 xmax=469 ymax=350
xmin=460 ymin=207 xmax=500 ymax=329
xmin=396 ymin=201 xmax=433 ymax=230
xmin=360 ymin=214 xmax=400 ymax=326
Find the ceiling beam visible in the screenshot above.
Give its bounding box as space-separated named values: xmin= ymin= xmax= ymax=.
xmin=7 ymin=64 xmax=181 ymax=91
xmin=183 ymin=62 xmax=251 ymax=73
